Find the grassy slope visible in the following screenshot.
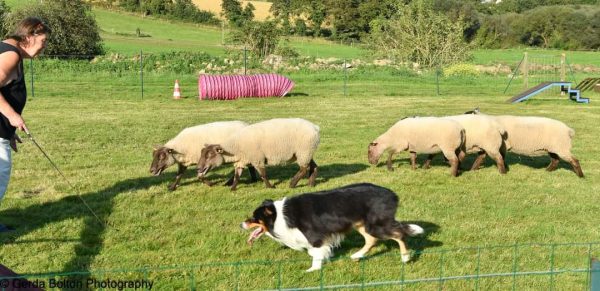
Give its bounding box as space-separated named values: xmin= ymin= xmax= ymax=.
xmin=95 ymin=8 xmax=364 ymax=58
xmin=1 ymin=2 xmax=600 ymax=289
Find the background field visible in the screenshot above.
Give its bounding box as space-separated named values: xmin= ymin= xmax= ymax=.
xmin=0 ymin=3 xmax=599 ymax=290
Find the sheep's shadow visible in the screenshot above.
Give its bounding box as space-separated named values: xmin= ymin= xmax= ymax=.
xmin=261 ymin=163 xmax=369 ymax=187
xmin=0 ymin=174 xmax=174 ymax=278
xmin=461 ymin=153 xmax=578 ymax=175
xmin=334 ymin=221 xmax=441 ymax=262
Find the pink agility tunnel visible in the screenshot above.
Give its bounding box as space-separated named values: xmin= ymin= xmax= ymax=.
xmin=199 ymin=74 xmax=294 ymax=100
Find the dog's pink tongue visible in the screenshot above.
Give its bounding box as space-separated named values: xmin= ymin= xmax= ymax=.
xmin=247 ymin=228 xmax=264 ymax=245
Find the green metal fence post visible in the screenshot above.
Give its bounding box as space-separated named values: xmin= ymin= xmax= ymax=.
xmin=140 ymin=50 xmax=144 ymax=100
xmin=588 ymin=244 xmax=593 ymax=289
xmin=400 ymin=258 xmax=405 ymax=290
xmin=512 ymin=244 xmax=519 ymax=291
xmin=189 ymin=268 xmax=196 ymax=291
xmin=343 ymin=59 xmax=348 ymax=97
xmin=319 ymin=264 xmax=324 ymax=291
xmin=436 ymin=68 xmax=440 ymax=96
xmin=235 ymin=263 xmax=241 ymax=291
xmin=438 ymin=251 xmax=445 ymax=291
xmin=143 ymin=268 xmax=150 ymax=291
xmin=475 ymin=246 xmax=481 ymax=291
xmin=244 ymin=46 xmax=247 ymax=75
xmin=360 ymin=259 xmax=365 ymax=290
xmin=591 ymin=258 xmax=600 ymax=291
xmin=277 ymin=261 xmax=282 ymax=290
xmin=549 ymin=244 xmax=556 ymax=291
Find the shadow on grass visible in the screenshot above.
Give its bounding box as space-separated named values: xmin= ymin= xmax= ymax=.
xmin=386 ymin=153 xmax=580 ymax=176
xmin=286 ymin=92 xmax=309 ymax=97
xmin=237 ymin=163 xmax=369 ymax=188
xmin=0 ymin=173 xmax=175 ymax=279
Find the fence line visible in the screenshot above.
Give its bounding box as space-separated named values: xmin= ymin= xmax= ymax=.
xmin=24 ymin=52 xmax=598 ymax=102
xmin=1 ymin=242 xmax=599 ymax=290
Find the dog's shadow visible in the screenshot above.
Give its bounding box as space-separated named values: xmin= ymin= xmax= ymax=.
xmin=335 ymin=221 xmax=442 ymax=262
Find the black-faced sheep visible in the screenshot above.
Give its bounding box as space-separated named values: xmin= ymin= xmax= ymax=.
xmin=197 ymin=118 xmax=320 ymax=191
xmin=150 ymin=121 xmax=257 ymax=191
xmin=465 ymin=108 xmax=583 ymax=177
xmin=368 ymin=117 xmax=466 ymax=177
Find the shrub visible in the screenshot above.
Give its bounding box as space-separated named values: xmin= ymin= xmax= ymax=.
xmin=443 ymin=63 xmax=479 ymax=77
xmin=7 ymin=0 xmax=103 ymax=57
xmin=366 ymin=0 xmax=473 ymax=69
xmin=229 ymin=21 xmax=281 ymax=58
xmin=0 ymin=0 xmax=9 ymax=39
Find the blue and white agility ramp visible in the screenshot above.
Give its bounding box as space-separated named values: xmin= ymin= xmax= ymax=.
xmin=507 ymin=81 xmax=589 ymax=104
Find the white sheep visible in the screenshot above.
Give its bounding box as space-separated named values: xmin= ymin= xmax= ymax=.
xmin=465 ymin=109 xmax=583 ymax=177
xmin=150 ymin=121 xmax=257 ymax=191
xmin=368 ymin=116 xmax=466 ymax=176
xmin=422 ymin=114 xmax=507 ymax=173
xmin=197 ymin=118 xmax=320 ymax=190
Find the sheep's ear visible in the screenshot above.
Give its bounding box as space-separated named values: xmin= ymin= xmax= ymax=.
xmin=153 ymin=144 xmax=162 ymax=150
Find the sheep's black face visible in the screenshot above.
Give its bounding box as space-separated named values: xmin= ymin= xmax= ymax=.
xmin=197 ymin=144 xmax=225 ymax=178
xmin=150 ymin=146 xmax=176 ymax=176
xmin=368 ymin=142 xmax=383 ymax=165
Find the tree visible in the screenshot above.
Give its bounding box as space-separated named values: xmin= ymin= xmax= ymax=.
xmin=222 ymin=0 xmax=253 ymax=27
xmin=7 ymin=0 xmax=103 ymax=56
xmin=0 ymin=0 xmax=9 ymax=39
xmin=366 ymin=0 xmax=472 ymax=68
xmin=230 ymin=20 xmax=281 ymax=58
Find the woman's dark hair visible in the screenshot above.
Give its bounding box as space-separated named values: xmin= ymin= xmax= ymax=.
xmin=8 ymin=17 xmax=51 ymax=42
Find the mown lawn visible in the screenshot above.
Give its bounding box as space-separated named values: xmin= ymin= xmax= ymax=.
xmin=2 ymin=1 xmax=600 ymax=289
xmin=0 ymin=67 xmax=599 ymax=289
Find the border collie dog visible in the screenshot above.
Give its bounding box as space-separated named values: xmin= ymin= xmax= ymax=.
xmin=241 ymin=183 xmax=424 ymax=272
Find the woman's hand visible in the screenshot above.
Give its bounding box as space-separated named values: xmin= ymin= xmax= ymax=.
xmin=8 ymin=113 xmax=27 ymax=132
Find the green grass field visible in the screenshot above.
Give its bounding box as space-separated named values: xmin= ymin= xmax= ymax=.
xmin=1 ymin=2 xmax=600 ymax=290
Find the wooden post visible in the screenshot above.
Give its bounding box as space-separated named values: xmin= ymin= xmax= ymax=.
xmin=523 ymin=52 xmax=529 ymax=89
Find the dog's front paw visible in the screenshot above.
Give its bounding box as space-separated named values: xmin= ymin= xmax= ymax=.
xmin=350 ymin=253 xmax=364 ymax=261
xmin=305 ymin=267 xmax=321 ymax=273
xmin=401 ymin=253 xmax=411 ymax=263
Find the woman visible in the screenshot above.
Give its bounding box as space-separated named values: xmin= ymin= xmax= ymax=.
xmin=0 ymin=17 xmax=51 ymax=232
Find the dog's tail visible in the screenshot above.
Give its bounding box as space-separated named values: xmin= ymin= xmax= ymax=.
xmin=395 ymin=222 xmax=424 ymax=237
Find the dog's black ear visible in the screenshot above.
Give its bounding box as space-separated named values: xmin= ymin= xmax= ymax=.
xmin=261 ymin=199 xmax=274 ymax=206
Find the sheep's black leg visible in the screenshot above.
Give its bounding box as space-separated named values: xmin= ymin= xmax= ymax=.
xmin=410 ymin=152 xmax=417 ymax=170
xmin=257 ymin=166 xmax=274 ymax=188
xmin=307 ymin=159 xmax=318 ymax=187
xmin=386 ymin=152 xmax=395 ymax=171
xmin=169 ymin=164 xmax=187 ymax=191
xmin=568 ymin=157 xmax=584 ymax=178
xmin=546 ymin=153 xmax=560 ymax=172
xmin=449 ymin=158 xmax=459 ymax=177
xmin=224 ymin=174 xmax=234 ymax=186
xmin=230 ymin=167 xmax=244 ymax=191
xmin=290 ymin=165 xmax=308 ymax=188
xmin=423 ymin=154 xmax=435 ymax=169
xmin=471 ymin=151 xmax=487 ymax=170
xmin=248 ymin=165 xmax=258 ymax=182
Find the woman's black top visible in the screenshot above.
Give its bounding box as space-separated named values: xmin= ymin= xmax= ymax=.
xmin=0 ymin=42 xmax=26 ymax=139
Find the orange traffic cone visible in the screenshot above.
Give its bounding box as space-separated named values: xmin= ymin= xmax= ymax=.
xmin=173 ymin=80 xmax=181 ymax=99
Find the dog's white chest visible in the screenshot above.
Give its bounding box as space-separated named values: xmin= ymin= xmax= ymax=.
xmin=268 ymin=200 xmax=311 ymax=251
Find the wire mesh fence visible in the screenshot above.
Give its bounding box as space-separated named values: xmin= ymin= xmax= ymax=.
xmin=23 ymin=52 xmax=599 ymax=103
xmin=1 ymin=242 xmax=599 ymax=290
